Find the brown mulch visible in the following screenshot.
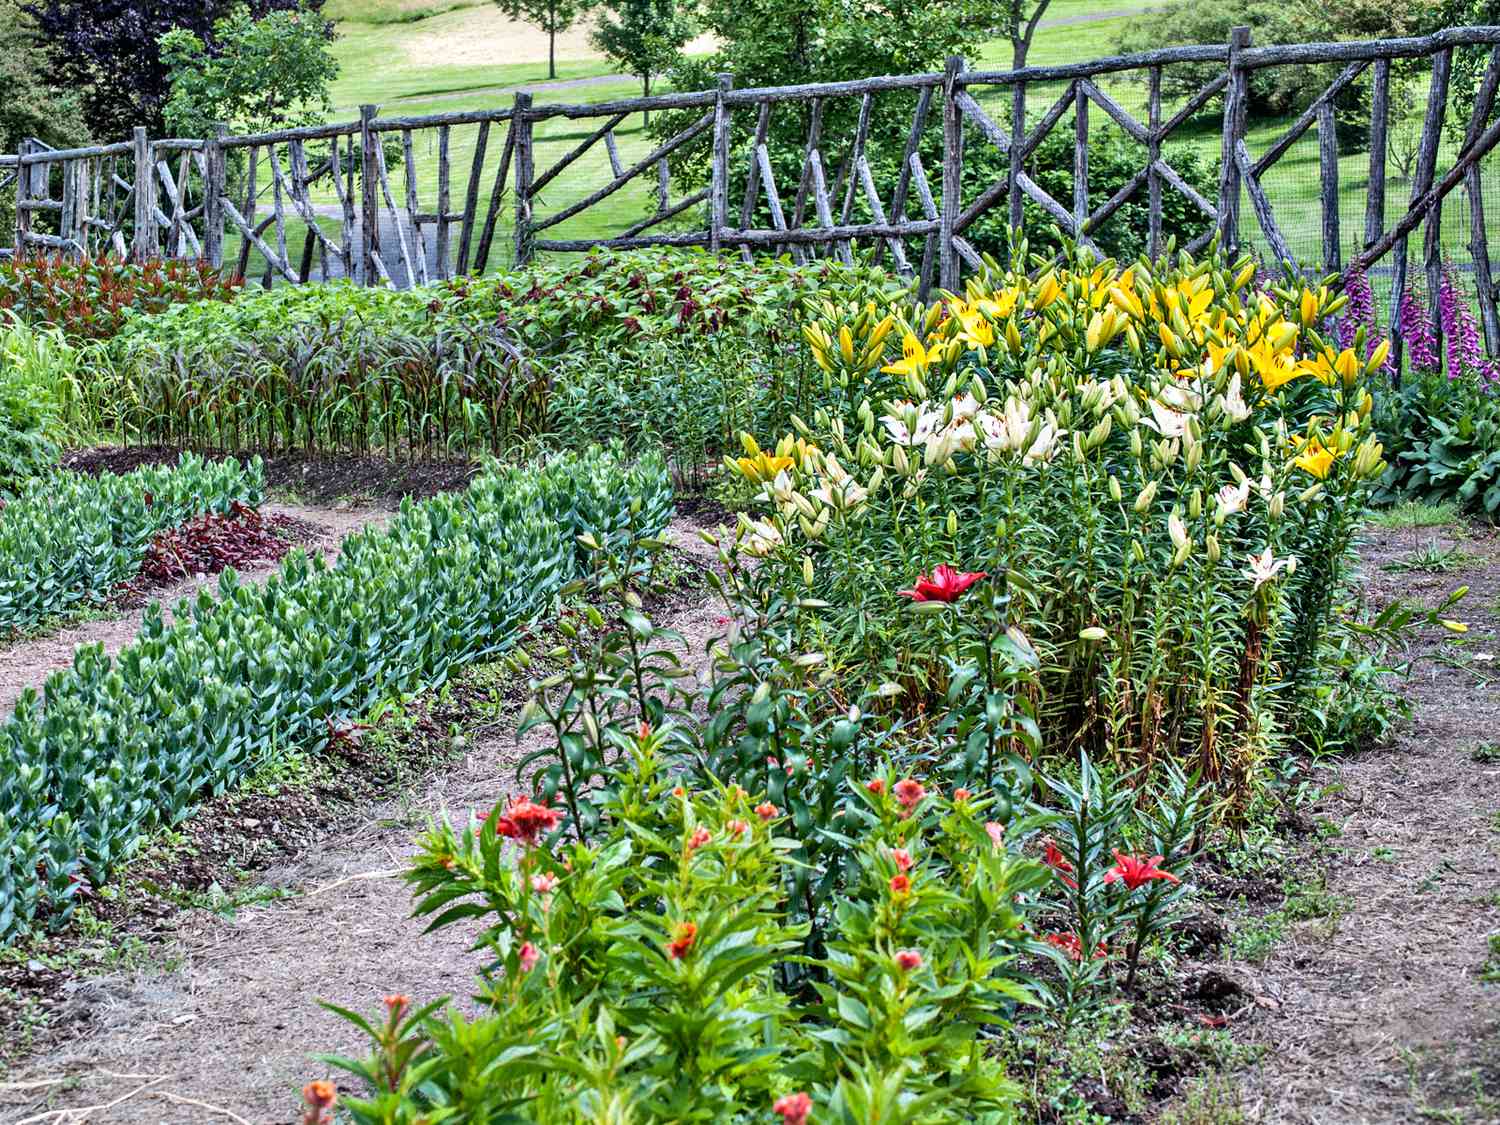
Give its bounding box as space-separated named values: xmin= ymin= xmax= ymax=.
xmin=60 ymin=446 xmax=482 ymax=508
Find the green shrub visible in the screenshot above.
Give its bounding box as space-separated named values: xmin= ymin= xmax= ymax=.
xmin=0 ymin=446 xmax=672 ymax=943
xmin=0 ymin=453 xmax=264 ymax=633
xmin=0 ymin=317 xmax=73 ymax=492
xmin=1374 ymin=370 xmax=1500 ymax=515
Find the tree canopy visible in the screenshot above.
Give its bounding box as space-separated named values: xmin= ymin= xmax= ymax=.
xmin=23 ymin=0 xmax=330 ymax=139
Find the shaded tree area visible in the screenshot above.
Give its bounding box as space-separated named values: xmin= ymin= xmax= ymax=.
xmin=23 ymin=0 xmax=332 ymax=139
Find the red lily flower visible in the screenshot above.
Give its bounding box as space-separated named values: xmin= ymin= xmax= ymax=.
xmin=666 ymin=921 xmax=698 ymax=960
xmin=517 ymin=941 xmax=541 ymax=972
xmin=490 ymin=796 xmax=565 ymax=846
xmin=1104 ymin=850 xmax=1181 ymax=890
xmin=890 ymin=847 xmax=914 ymax=872
xmin=898 ymin=564 xmax=989 ymax=603
xmin=894 ymin=948 xmax=924 ymax=972
xmin=773 ymin=1091 xmax=813 ymax=1125
xmin=889 ymin=873 xmax=911 ymax=895
xmin=866 ymin=778 xmax=886 ymax=795
xmin=1042 ymin=837 xmax=1077 ymax=889
xmin=893 ymin=778 xmax=926 ymax=816
xmin=755 ymin=802 xmax=778 ymax=821
xmin=1044 ymin=931 xmax=1107 ymax=962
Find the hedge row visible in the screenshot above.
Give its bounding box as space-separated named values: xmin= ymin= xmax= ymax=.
xmin=0 ymin=455 xmax=265 ymax=634
xmin=0 ymin=447 xmax=674 ymax=941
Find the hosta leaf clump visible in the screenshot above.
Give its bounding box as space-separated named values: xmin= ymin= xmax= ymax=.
xmin=0 ymin=446 xmax=673 ymax=943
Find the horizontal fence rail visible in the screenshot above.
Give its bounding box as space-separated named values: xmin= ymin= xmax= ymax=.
xmin=3 ymin=26 xmax=1499 ymax=356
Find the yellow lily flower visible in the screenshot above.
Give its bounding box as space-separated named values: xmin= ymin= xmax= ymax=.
xmin=881 ymin=332 xmax=934 ymax=377
xmin=1292 ymin=435 xmax=1337 ymax=479
xmin=733 ymin=451 xmax=795 ymax=483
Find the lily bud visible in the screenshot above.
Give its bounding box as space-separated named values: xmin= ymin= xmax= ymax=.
xmin=1269 ymin=491 xmax=1285 ymax=521
xmin=1134 ymin=480 xmax=1159 ymax=512
xmin=1206 ymin=532 xmax=1221 ymax=562
xmin=1108 ymin=475 xmax=1122 ymax=502
xmin=1168 ymin=510 xmax=1189 ymax=551
xmin=803 ymin=555 xmax=815 ymax=585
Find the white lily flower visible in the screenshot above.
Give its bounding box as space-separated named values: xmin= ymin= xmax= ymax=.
xmin=1245 ymin=547 xmax=1297 ymax=590
xmin=1218 ymin=373 xmax=1251 ymax=423
xmin=1215 ymin=480 xmax=1250 ymax=518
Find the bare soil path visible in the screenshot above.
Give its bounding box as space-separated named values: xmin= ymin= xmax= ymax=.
xmin=1236 ymin=521 xmax=1500 ymax=1123
xmin=0 ymin=516 xmax=723 ymax=1125
xmin=0 ymin=502 xmax=392 ymax=718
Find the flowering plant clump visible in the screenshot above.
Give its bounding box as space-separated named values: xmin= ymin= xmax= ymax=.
xmin=727 ymin=242 xmax=1392 ymax=804
xmin=1371 ymin=264 xmax=1500 ymax=514
xmin=320 ymin=725 xmax=1051 ymax=1123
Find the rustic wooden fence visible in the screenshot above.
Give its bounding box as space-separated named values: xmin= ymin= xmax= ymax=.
xmin=4 ymin=25 xmax=1500 ymax=358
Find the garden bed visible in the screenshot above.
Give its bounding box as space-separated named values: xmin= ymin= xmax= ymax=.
xmin=0 ymin=518 xmax=1493 ymax=1124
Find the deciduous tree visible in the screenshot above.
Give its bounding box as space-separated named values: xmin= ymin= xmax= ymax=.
xmin=495 ymin=0 xmax=597 ymax=80
xmin=24 ymin=0 xmax=330 ymax=139
xmin=591 ymin=0 xmax=695 ymax=112
xmin=160 ymin=4 xmax=339 ymax=136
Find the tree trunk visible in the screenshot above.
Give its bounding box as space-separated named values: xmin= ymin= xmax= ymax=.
xmin=549 ymin=25 xmax=557 ymax=79
xmin=643 ymin=74 xmax=651 ymax=127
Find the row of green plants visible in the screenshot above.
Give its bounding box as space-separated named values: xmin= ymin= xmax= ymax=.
xmin=0 ymin=453 xmax=264 ymax=634
xmin=0 ymin=255 xmax=240 ymax=341
xmin=64 ymin=251 xmax=898 ymax=466
xmin=0 ymin=446 xmax=673 ymax=943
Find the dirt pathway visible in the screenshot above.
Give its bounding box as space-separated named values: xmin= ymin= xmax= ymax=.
xmin=0 ymin=503 xmax=391 ymax=717
xmin=0 ymin=516 xmax=723 ymax=1125
xmin=1236 ymin=521 xmax=1500 ymax=1123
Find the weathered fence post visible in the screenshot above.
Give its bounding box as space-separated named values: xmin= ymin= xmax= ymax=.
xmin=1074 ymin=83 xmax=1089 ymax=249
xmin=359 ymin=104 xmax=380 ymax=285
xmin=14 ymin=138 xmax=35 ymax=257
xmin=1317 ymin=101 xmax=1340 ymax=273
xmin=1147 ymin=66 xmax=1162 ymax=260
xmin=132 ymin=127 xmax=158 ymax=262
xmin=941 ymin=55 xmax=965 ymax=291
xmin=711 ymin=72 xmax=733 ymax=254
xmin=203 ymin=123 xmax=227 ymax=269
xmin=1218 ymin=26 xmax=1251 ymax=254
xmin=513 ymin=92 xmax=535 ymax=267
xmin=1421 ymin=49 xmax=1452 ymax=354
xmin=1007 ymin=63 xmax=1026 ymax=245
xmin=1465 ymin=47 xmax=1500 ymax=355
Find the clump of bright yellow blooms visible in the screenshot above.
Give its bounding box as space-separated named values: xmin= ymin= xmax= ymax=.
xmin=726 ymin=245 xmax=1394 ymax=796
